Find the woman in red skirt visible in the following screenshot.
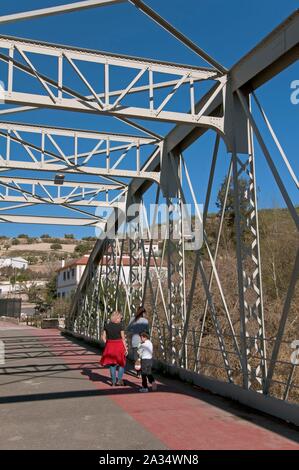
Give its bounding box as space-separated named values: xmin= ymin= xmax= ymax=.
xmin=100 ymin=311 xmax=128 ymax=386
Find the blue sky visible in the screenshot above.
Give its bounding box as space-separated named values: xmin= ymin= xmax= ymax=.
xmin=0 ymin=0 xmax=298 ymax=238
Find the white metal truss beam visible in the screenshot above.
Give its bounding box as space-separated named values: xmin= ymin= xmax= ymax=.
xmin=1 ymin=94 xmax=225 ymax=128
xmin=0 ymin=1 xmax=126 ymax=25
xmin=0 ymin=35 xmax=216 ymax=77
xmin=0 ymin=35 xmax=224 ymax=127
xmin=0 ymin=185 xmax=124 ymax=206
xmin=0 ymin=196 xmax=119 ymax=207
xmin=0 ymin=177 xmax=108 ymax=221
xmin=0 ymin=214 xmax=104 ymax=226
xmin=0 ymin=121 xmax=158 ymax=145
xmin=0 ymin=176 xmax=122 ymax=191
xmin=0 ymin=176 xmax=124 ymax=207
xmin=0 ymin=159 xmax=160 ymax=182
xmin=0 ymin=121 xmax=161 ymax=182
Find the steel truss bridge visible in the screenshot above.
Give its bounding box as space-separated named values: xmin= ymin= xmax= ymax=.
xmin=0 ymin=1 xmax=298 ymax=426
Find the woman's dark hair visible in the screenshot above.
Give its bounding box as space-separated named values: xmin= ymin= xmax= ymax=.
xmin=135 ymin=305 xmax=146 ymax=321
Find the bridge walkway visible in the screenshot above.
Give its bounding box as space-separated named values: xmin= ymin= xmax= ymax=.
xmin=0 ymin=321 xmax=298 ymax=450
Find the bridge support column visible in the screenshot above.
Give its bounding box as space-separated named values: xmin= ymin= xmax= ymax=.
xmin=232 ymin=95 xmax=266 ymax=391
xmin=128 ymin=194 xmax=143 ymax=315
xmin=161 ymin=151 xmax=187 ymax=366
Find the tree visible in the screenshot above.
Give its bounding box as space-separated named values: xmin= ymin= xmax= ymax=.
xmin=18 ymin=233 xmax=28 ymax=238
xmin=52 ymin=296 xmax=73 ymax=319
xmin=15 ymin=271 xmax=30 ymax=282
xmin=21 ymin=282 xmax=43 ymax=303
xmin=27 ymin=255 xmax=38 ymax=265
xmin=26 ymin=237 xmax=34 ymax=244
xmin=45 ymin=275 xmax=57 ymax=303
xmin=50 ymin=243 xmax=62 ymax=250
xmin=74 ymin=242 xmax=92 ymax=256
xmin=64 ymin=233 xmax=75 ymax=239
xmin=11 ymin=238 xmax=20 ymax=245
xmin=216 ymin=176 xmax=249 ymax=227
xmin=41 ymin=234 xmax=50 ymax=239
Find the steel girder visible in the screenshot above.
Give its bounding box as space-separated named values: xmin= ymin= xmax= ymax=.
xmin=0 ymin=214 xmax=104 ymax=226
xmin=0 ymin=121 xmax=160 ymax=181
xmin=0 ymin=121 xmax=160 ymax=224
xmin=0 ymin=1 xmax=126 ymax=25
xmin=232 ymin=125 xmax=266 ymax=391
xmin=0 ymin=34 xmax=225 ymax=128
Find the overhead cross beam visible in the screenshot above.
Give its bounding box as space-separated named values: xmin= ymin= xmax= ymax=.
xmin=0 ymin=176 xmax=124 ymax=207
xmin=0 ymin=0 xmax=126 ymax=25
xmin=0 ymin=121 xmax=158 ymax=145
xmin=0 ymin=121 xmax=161 ymax=183
xmin=0 ymin=176 xmax=122 ymax=190
xmin=0 ymin=214 xmax=105 ymax=226
xmin=0 ymin=35 xmax=225 ymax=128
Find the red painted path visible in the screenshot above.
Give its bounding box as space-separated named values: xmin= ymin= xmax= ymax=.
xmin=0 ymin=321 xmax=299 ymax=450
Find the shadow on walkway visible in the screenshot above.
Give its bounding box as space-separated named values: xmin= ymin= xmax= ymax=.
xmin=1 ymin=330 xmax=299 ymax=445
xmin=81 ymin=367 xmax=140 ymax=390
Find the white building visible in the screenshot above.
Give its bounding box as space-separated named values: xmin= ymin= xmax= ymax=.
xmin=143 ymin=243 xmax=160 ymax=255
xmin=0 ymin=280 xmax=46 ymax=297
xmin=0 ymin=257 xmax=28 ymax=270
xmin=56 ymin=255 xmax=89 ymax=299
xmin=56 ymin=252 xmax=167 ymax=299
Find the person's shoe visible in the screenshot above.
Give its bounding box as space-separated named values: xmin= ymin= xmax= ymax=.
xmin=116 ymin=379 xmax=125 ymax=386
xmin=139 ymin=387 xmax=149 ymax=393
xmin=111 ymin=381 xmax=116 ymax=387
xmin=151 ymin=382 xmax=157 ymax=392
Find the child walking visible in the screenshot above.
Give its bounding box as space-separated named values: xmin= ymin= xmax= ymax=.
xmin=137 ymin=331 xmax=157 ymax=393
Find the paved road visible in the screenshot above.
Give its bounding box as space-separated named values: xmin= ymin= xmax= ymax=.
xmin=0 ymin=321 xmax=299 ymax=450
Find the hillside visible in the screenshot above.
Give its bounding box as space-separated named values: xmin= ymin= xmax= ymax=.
xmin=0 ymin=235 xmax=97 ymax=268
xmin=145 ymin=206 xmax=299 ymax=402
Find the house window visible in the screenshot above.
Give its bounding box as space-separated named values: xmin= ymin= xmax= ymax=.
xmin=71 ymin=268 xmax=75 ymax=278
xmin=63 ymin=271 xmax=66 ymax=281
xmin=62 ymin=292 xmax=65 ymax=298
xmin=67 ymin=270 xmax=70 ymax=280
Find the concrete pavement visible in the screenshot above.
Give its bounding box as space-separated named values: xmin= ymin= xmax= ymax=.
xmin=0 ymin=321 xmax=298 ymax=450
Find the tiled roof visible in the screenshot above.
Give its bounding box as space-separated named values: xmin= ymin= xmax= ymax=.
xmin=56 ymin=255 xmax=89 ymax=272
xmin=57 ymin=253 xmax=166 ymax=272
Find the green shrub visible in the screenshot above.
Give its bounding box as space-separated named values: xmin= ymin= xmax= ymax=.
xmin=50 ymin=243 xmax=62 ymax=250
xmin=74 ymin=242 xmax=92 ymax=256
